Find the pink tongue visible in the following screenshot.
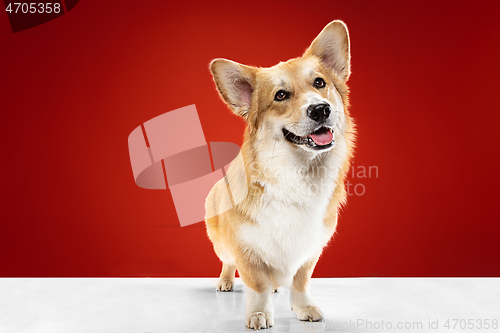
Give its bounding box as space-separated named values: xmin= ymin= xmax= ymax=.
xmin=310 ymin=129 xmax=333 ymax=145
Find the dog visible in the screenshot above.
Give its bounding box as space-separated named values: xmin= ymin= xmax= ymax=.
xmin=205 ymin=20 xmax=355 ymax=330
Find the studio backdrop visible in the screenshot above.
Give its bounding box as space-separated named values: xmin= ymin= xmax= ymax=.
xmin=1 ymin=0 xmax=499 ymax=277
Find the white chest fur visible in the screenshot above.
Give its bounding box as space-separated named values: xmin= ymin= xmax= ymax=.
xmin=239 ymin=191 xmax=332 ymax=280
xmin=237 ymin=142 xmax=344 ymax=284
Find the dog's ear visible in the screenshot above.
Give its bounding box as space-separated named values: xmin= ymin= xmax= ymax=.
xmin=210 ymin=59 xmax=256 ymax=118
xmin=304 ymin=20 xmax=351 ymax=81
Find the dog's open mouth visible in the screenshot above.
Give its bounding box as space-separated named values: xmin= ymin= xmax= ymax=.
xmin=282 ymin=126 xmax=334 ymax=150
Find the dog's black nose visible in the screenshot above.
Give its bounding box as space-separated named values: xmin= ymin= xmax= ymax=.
xmin=307 ymin=103 xmax=331 ymax=123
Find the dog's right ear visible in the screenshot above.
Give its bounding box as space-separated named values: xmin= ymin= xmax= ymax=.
xmin=210 ymin=59 xmax=256 ymax=119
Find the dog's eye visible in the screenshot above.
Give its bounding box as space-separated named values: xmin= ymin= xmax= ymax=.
xmin=314 ymin=77 xmax=326 ymax=89
xmin=274 ymin=90 xmax=290 ymax=101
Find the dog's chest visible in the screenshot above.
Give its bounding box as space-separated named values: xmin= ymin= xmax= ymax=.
xmin=239 ymin=175 xmax=335 ymax=277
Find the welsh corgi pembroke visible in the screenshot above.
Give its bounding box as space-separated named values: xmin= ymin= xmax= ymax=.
xmin=205 ymin=20 xmax=355 ymax=330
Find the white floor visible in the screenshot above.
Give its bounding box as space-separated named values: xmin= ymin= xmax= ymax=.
xmin=0 ymin=278 xmax=498 ymax=333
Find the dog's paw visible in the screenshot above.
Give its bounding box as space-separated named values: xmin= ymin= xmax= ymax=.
xmin=246 ymin=311 xmax=274 ymax=330
xmin=293 ymin=305 xmax=324 ymax=322
xmin=217 ymin=279 xmax=234 ymax=292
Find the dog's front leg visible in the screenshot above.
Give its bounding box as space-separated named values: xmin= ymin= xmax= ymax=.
xmin=245 ymin=286 xmax=274 ymax=330
xmin=237 ymin=254 xmax=274 ymax=330
xmin=290 ymin=257 xmax=324 ymax=322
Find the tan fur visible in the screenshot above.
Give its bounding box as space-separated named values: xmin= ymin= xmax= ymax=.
xmin=291 ymin=256 xmax=320 ymax=293
xmin=205 ymin=20 xmax=355 ymax=329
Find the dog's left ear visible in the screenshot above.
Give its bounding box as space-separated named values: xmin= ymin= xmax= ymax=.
xmin=304 ymin=20 xmax=351 ymax=81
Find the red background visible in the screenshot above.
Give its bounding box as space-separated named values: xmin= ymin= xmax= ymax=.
xmin=1 ymin=0 xmax=499 ymax=277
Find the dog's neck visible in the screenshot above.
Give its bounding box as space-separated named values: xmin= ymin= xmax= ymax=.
xmin=244 ymin=138 xmax=339 ymax=190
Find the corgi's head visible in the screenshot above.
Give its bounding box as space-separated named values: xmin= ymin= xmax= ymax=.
xmin=211 ymin=21 xmax=351 ymax=155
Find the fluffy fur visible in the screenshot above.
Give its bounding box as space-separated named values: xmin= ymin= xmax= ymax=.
xmin=205 ymin=20 xmax=355 ymax=330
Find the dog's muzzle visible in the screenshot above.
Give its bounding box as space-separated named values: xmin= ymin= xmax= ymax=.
xmin=282 ymin=102 xmax=335 ymax=150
